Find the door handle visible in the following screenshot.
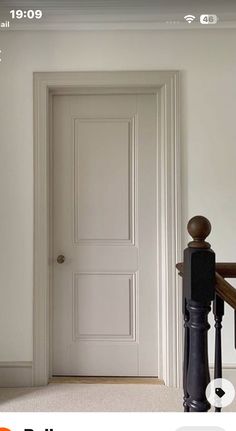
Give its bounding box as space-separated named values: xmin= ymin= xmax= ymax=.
xmin=57 ymin=254 xmax=65 ymax=264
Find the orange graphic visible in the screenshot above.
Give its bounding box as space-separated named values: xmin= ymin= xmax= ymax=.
xmin=0 ymin=428 xmax=11 ymax=431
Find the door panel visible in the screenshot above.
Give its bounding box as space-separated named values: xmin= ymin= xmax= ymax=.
xmin=74 ymin=118 xmax=131 ymax=242
xmin=52 ymin=93 xmax=158 ymax=376
xmin=73 ymin=273 xmax=135 ymax=339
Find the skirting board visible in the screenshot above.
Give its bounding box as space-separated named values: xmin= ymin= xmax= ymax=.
xmin=0 ymin=362 xmax=235 ymax=388
xmin=49 ymin=376 xmax=164 ymax=385
xmin=0 ymin=362 xmax=33 ymax=387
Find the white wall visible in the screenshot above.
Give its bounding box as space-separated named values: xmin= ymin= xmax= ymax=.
xmin=1 ymin=29 xmax=236 ymax=366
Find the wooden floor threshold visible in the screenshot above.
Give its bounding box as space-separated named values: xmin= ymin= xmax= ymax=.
xmin=49 ymin=376 xmax=164 ymax=385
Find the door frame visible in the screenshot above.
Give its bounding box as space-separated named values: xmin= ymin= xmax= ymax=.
xmin=33 ymin=71 xmax=182 ymax=387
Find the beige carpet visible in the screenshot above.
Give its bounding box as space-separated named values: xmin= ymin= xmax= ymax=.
xmin=1 ymin=384 xmax=236 ymax=412
xmin=0 ymin=383 xmax=182 ymax=412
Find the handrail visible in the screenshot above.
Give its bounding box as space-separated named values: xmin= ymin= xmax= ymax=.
xmin=215 ymin=272 xmax=236 ymax=310
xmin=215 ymin=263 xmax=236 ymax=278
xmin=176 ymin=262 xmax=236 ymax=278
xmin=176 ymin=262 xmax=236 ymax=310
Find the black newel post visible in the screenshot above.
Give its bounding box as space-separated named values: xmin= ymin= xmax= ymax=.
xmin=183 ymin=216 xmax=215 ymax=412
xmin=183 ymin=297 xmax=190 ymax=412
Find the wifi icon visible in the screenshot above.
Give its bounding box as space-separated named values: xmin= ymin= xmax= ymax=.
xmin=184 ymin=14 xmax=196 ymax=24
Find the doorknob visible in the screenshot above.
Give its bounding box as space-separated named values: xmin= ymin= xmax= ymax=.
xmin=57 ymin=254 xmax=65 ymax=264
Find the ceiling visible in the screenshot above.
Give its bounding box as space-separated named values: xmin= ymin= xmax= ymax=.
xmin=1 ymin=0 xmax=236 ymax=30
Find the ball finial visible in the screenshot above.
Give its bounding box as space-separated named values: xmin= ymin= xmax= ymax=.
xmin=187 ymin=215 xmax=211 ymax=248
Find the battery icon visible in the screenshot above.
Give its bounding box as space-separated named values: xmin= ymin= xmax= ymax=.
xmin=200 ymin=14 xmax=218 ymax=24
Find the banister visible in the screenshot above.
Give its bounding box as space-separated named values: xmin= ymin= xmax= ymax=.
xmin=215 ymin=263 xmax=236 ymax=278
xmin=177 ymin=215 xmax=236 ymax=413
xmin=215 ymin=272 xmax=236 ymax=310
xmin=176 ymin=262 xmax=236 ymax=278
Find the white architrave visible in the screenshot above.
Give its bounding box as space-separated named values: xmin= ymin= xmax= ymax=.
xmin=33 ymin=71 xmax=182 ymax=387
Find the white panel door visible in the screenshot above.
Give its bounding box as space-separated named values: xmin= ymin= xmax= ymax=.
xmin=52 ymin=93 xmax=158 ymax=376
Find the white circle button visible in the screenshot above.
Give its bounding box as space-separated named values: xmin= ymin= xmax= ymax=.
xmin=206 ymin=378 xmax=235 ymax=408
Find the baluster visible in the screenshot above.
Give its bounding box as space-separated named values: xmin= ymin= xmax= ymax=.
xmin=235 ymin=310 xmax=236 ymax=350
xmin=184 ymin=216 xmax=215 ymax=412
xmin=213 ymin=294 xmax=224 ymax=412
